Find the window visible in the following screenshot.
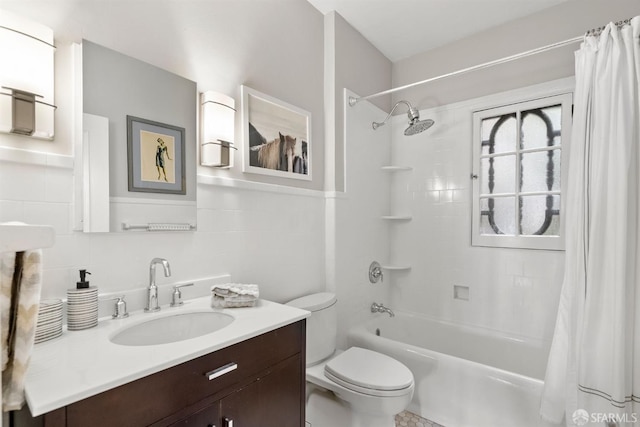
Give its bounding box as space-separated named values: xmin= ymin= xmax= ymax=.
xmin=471 ymin=93 xmax=572 ymax=250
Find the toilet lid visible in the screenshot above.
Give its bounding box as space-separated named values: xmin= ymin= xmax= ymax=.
xmin=286 ymin=292 xmax=336 ymax=312
xmin=324 ymin=347 xmax=413 ymax=396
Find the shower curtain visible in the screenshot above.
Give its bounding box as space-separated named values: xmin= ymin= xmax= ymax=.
xmin=540 ymin=17 xmax=640 ymax=426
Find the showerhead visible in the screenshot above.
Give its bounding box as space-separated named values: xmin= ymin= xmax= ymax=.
xmin=372 ymin=100 xmax=434 ymax=136
xmin=404 ymin=118 xmax=435 ymax=136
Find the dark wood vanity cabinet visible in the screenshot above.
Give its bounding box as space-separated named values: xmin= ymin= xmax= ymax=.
xmin=22 ymin=320 xmax=305 ymax=427
xmin=173 ymin=353 xmax=301 ymax=427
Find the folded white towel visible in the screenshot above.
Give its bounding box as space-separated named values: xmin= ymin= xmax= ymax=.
xmin=211 ymin=283 xmax=259 ymax=298
xmin=211 ymin=295 xmax=257 ymax=308
xmin=211 ymin=283 xmax=259 ymax=308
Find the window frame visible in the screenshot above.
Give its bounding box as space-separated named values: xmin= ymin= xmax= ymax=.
xmin=471 ymin=92 xmax=573 ymax=250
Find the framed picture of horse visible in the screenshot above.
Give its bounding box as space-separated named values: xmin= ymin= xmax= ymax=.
xmin=241 ymin=86 xmax=311 ymax=181
xmin=127 ymin=115 xmax=186 ymax=194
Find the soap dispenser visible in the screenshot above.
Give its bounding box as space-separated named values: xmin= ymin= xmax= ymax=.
xmin=76 ymin=269 xmax=91 ymax=288
xmin=66 ymin=269 xmax=99 ymax=331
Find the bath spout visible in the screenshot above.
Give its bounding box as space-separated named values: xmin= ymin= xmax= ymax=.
xmin=371 ymin=302 xmax=394 ymax=317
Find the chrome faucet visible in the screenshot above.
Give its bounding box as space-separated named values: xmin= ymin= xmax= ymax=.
xmin=371 ymin=302 xmax=395 ymax=317
xmin=145 ymin=258 xmax=171 ymax=312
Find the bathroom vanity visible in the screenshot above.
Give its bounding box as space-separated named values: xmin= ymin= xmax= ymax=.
xmin=15 ymin=298 xmax=308 ymax=427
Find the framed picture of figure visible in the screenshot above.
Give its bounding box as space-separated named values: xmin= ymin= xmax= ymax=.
xmin=127 ymin=115 xmax=186 ymax=195
xmin=241 ymin=86 xmax=311 ymax=180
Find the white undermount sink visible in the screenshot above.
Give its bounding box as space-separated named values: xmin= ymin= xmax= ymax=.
xmin=110 ymin=311 xmax=234 ymax=346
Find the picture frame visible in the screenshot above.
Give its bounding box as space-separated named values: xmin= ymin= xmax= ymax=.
xmin=127 ymin=115 xmax=186 ymax=195
xmin=241 ymin=86 xmax=311 ymax=180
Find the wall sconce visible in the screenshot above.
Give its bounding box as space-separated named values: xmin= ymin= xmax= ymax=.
xmin=200 ymin=91 xmax=236 ymax=168
xmin=0 ymin=11 xmax=56 ymax=139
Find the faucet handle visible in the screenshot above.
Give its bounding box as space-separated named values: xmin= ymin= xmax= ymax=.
xmin=110 ymin=295 xmax=129 ymax=319
xmin=369 ymin=261 xmax=383 ymax=283
xmin=170 ymin=283 xmax=194 ymax=307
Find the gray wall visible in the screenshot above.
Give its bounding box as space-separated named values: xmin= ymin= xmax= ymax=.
xmin=393 ymin=0 xmax=640 ymax=108
xmin=0 ymin=0 xmax=326 ymax=191
xmin=83 ymin=40 xmax=197 ymax=201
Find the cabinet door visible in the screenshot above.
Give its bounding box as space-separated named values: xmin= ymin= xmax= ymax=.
xmin=219 ymin=354 xmax=303 ymax=427
xmin=170 ymin=403 xmax=220 ymax=427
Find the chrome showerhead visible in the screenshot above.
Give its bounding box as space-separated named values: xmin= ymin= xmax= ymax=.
xmin=372 ymin=100 xmax=434 ymax=136
xmin=404 ymin=118 xmax=435 ymax=136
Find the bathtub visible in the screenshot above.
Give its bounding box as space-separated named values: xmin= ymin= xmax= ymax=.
xmin=347 ymin=312 xmax=559 ymax=427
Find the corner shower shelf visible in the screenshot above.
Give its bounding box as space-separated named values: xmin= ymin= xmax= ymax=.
xmin=381 ymin=166 xmax=413 ymax=172
xmin=381 ymin=265 xmax=412 ymax=271
xmin=378 ymin=166 xmax=413 ymax=276
xmin=381 ymin=215 xmax=412 ymax=221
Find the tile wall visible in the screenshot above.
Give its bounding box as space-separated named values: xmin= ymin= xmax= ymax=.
xmin=331 ymin=92 xmax=393 ymax=348
xmin=0 ymin=156 xmax=325 ymax=304
xmin=386 ymin=80 xmax=571 ymax=344
xmin=1 ymin=78 xmax=572 ymax=351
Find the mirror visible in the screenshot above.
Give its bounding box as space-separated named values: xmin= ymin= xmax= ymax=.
xmin=75 ymin=40 xmax=197 ymax=232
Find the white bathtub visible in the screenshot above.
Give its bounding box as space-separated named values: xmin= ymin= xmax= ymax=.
xmin=347 ymin=312 xmax=559 ymax=427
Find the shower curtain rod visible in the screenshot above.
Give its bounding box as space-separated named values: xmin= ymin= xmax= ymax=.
xmin=348 ymin=35 xmax=583 ymax=106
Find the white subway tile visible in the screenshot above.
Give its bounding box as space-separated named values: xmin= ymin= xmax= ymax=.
xmin=0 ymin=162 xmax=46 ymax=201
xmin=426 ymin=191 xmax=440 ymax=204
xmin=23 ymin=202 xmax=71 ymax=235
xmin=44 ymin=167 xmax=74 ymax=203
xmin=0 ymin=200 xmax=23 ymax=221
xmin=452 ymin=189 xmax=468 ymax=203
xmin=439 ymin=190 xmax=454 ymax=203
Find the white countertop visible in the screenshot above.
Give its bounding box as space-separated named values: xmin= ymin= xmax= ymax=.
xmin=24 ymin=297 xmax=309 ymax=416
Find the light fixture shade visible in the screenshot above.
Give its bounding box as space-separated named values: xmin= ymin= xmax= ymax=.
xmin=200 ymin=91 xmax=235 ymax=167
xmin=0 ymin=10 xmax=55 ymax=139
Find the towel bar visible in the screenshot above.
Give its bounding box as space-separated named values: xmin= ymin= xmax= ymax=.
xmin=121 ymin=223 xmax=196 ymax=232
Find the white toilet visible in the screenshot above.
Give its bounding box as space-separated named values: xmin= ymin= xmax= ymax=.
xmin=286 ymin=292 xmax=414 ymax=427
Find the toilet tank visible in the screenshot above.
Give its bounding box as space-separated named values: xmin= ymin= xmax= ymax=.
xmin=286 ymin=292 xmax=337 ymax=366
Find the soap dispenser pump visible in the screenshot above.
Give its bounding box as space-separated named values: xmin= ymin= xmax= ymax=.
xmin=76 ymin=269 xmax=91 ymax=289
xmin=67 ymin=269 xmax=99 ymax=331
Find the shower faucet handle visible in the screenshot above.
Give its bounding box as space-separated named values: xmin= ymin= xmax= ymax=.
xmin=369 ymin=261 xmax=383 ymax=283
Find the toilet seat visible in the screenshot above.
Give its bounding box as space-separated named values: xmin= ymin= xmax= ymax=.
xmin=324 ymin=347 xmax=414 ymax=397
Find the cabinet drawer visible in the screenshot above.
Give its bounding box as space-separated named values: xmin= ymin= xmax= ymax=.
xmin=65 ymin=321 xmax=304 ymax=427
xmin=181 ymin=321 xmax=303 ymax=403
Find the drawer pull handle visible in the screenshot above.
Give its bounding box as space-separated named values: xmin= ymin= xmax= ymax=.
xmin=206 ymin=362 xmax=238 ymax=380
